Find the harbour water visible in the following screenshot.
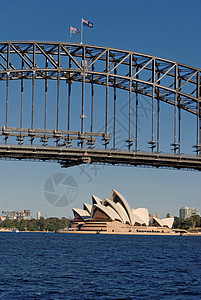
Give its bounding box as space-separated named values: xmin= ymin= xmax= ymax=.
xmin=0 ymin=233 xmax=201 ymax=299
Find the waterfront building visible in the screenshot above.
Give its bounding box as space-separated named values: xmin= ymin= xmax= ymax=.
xmin=179 ymin=207 xmax=200 ymax=220
xmin=1 ymin=210 xmax=31 ymax=220
xmin=70 ymin=190 xmax=174 ymax=233
xmin=37 ymin=211 xmax=41 ymax=220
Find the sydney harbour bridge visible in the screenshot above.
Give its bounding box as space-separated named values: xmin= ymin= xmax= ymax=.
xmin=0 ymin=41 xmax=200 ymax=171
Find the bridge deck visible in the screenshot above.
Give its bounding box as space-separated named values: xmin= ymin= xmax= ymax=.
xmin=0 ymin=145 xmax=201 ymax=171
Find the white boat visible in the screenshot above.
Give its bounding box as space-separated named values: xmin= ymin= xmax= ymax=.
xmin=12 ymin=228 xmax=19 ymax=233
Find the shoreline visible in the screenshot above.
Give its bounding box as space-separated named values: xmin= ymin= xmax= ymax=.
xmin=0 ymin=229 xmax=53 ymax=233
xmin=1 ymin=229 xmax=201 ymax=236
xmin=55 ymin=230 xmax=201 ymax=236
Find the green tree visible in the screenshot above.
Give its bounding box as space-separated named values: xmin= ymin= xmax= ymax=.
xmin=0 ymin=217 xmax=71 ymax=231
xmin=173 ymin=215 xmax=201 ymax=230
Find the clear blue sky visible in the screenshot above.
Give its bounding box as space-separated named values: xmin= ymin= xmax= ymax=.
xmin=0 ymin=0 xmax=200 ymax=219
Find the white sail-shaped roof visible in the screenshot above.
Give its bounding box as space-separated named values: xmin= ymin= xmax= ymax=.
xmin=83 ymin=203 xmax=92 ymax=214
xmin=92 ymin=195 xmax=102 ymax=205
xmin=91 ymin=203 xmax=121 ymax=221
xmin=102 ymin=198 xmax=130 ymax=224
xmin=110 ymin=190 xmax=134 ymax=225
xmin=72 ymin=190 xmax=174 ymax=230
xmin=106 ymin=206 xmax=122 ymax=222
xmin=132 ymin=208 xmax=149 ymax=226
xmin=153 ymin=217 xmax=174 ymax=229
xmin=161 ymin=217 xmax=174 ymax=229
xmin=72 ymin=208 xmax=90 ymax=221
xmin=153 ymin=217 xmax=163 ymax=227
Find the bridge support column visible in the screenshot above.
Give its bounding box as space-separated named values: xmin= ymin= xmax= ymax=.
xmin=199 ymin=73 xmax=201 ymax=156
xmin=5 ymin=73 xmax=9 ymax=145
xmin=57 ymin=72 xmax=60 ymax=133
xmin=44 ymin=59 xmax=48 ymax=131
xmin=127 ymin=78 xmax=132 ymax=151
xmin=18 ymin=58 xmax=24 ymax=146
xmin=5 ymin=44 xmax=10 ymax=136
xmin=89 ymin=64 xmax=94 ymax=149
xmin=135 ymin=68 xmax=139 ymax=152
xmin=5 ymin=43 xmax=10 ymax=145
xmin=152 ymin=61 xmax=155 ymax=153
xmin=200 ymin=112 xmax=201 ymax=156
xmin=81 ymin=46 xmax=86 ymax=148
xmin=196 ymin=102 xmax=201 ymax=156
xmin=31 ymin=72 xmax=35 ymax=130
xmin=148 ymin=59 xmax=157 ymax=152
xmin=171 ymin=64 xmax=180 ymax=154
xmin=195 ymin=72 xmax=201 ymax=156
xmin=105 ymin=50 xmax=109 ymax=149
xmin=57 ymin=45 xmax=61 ymax=136
xmin=157 ymin=98 xmax=160 ymax=153
xmin=197 ymin=71 xmax=201 ymax=155
xmin=20 ymin=56 xmax=24 ymax=129
xmin=6 ymin=73 xmax=9 ymax=130
xmin=174 ymin=65 xmax=177 ymax=154
xmin=31 ymin=44 xmax=36 ymax=140
xmin=113 ymin=67 xmax=117 ymax=150
xmin=152 ymin=89 xmax=155 ymax=153
xmin=42 ymin=61 xmax=48 ymax=147
xmin=178 ymin=77 xmax=181 ymax=155
xmin=126 ymin=54 xmax=134 ymax=151
xmin=67 ymin=58 xmax=72 ymax=147
xmin=156 ymin=71 xmax=160 ymax=153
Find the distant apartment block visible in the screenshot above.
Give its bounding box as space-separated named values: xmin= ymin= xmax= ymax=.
xmin=179 ymin=207 xmax=200 ymax=220
xmin=37 ymin=211 xmax=41 ymax=220
xmin=1 ymin=210 xmax=31 ymax=220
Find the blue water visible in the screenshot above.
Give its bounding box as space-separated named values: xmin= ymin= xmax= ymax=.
xmin=0 ymin=233 xmax=201 ymax=299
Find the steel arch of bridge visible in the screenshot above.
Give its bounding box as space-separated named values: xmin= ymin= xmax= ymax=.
xmin=0 ymin=41 xmax=201 ymax=170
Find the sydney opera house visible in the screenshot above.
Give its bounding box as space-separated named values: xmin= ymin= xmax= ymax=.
xmin=70 ymin=190 xmax=175 ymax=234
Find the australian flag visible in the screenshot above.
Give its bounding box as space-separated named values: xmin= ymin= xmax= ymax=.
xmin=82 ymin=18 xmax=93 ymax=28
xmin=70 ymin=26 xmax=80 ymax=34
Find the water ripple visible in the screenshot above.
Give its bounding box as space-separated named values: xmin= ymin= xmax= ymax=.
xmin=0 ymin=233 xmax=201 ymax=299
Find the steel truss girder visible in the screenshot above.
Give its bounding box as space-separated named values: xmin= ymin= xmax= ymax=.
xmin=0 ymin=41 xmax=200 ymax=166
xmin=0 ymin=68 xmax=198 ymax=115
xmin=0 ymin=41 xmax=199 ymax=114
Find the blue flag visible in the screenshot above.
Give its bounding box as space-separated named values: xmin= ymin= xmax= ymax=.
xmin=82 ymin=18 xmax=93 ymax=28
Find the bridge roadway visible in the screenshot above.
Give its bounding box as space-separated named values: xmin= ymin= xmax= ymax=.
xmin=0 ymin=145 xmax=201 ymax=171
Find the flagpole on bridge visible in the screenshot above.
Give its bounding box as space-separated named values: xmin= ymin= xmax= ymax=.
xmin=81 ymin=18 xmax=83 ymax=44
xmin=70 ymin=26 xmax=72 ymax=42
xmin=70 ymin=26 xmax=72 ymax=51
xmin=80 ymin=18 xmax=93 ymax=44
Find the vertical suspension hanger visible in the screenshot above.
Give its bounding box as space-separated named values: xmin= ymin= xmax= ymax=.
xmin=67 ymin=55 xmax=72 ymax=147
xmin=113 ymin=65 xmax=117 ymax=150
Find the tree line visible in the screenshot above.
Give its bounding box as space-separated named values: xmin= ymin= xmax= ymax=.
xmin=0 ymin=217 xmax=70 ymax=232
xmin=173 ymin=215 xmax=201 ymax=230
xmin=1 ymin=215 xmax=200 ymax=231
